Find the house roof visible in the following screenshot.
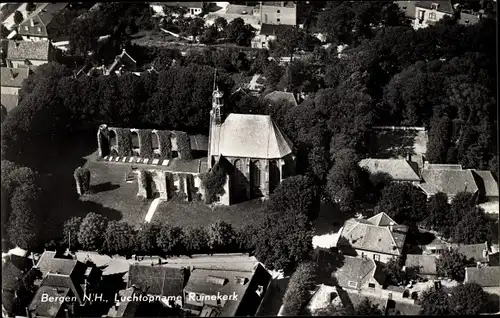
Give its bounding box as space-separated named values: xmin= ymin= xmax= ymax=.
xmin=359 ymin=158 xmax=421 ymax=182
xmin=396 ymin=1 xmax=417 ymax=19
xmin=420 ymin=169 xmax=479 ymax=197
xmin=405 ymin=254 xmax=437 ymax=275
xmin=7 ymin=40 xmax=50 ymax=61
xmin=0 ymin=94 xmax=19 ymax=112
xmin=212 ymin=113 xmax=294 ymax=159
xmin=338 ymin=213 xmax=408 ymax=256
xmin=260 ymin=23 xmax=296 ymax=36
xmin=457 ymin=11 xmax=481 ymax=25
xmin=465 ymin=266 xmax=500 ymax=287
xmin=392 ymin=300 xmax=422 ymax=315
xmin=424 ymin=163 xmax=463 ymax=170
xmin=152 ymin=254 xmax=261 ymax=272
xmin=2 ymin=254 xmax=34 ymax=291
xmin=334 ymin=256 xmax=386 ymax=290
xmin=414 ymin=1 xmax=455 ymax=14
xmin=18 ymin=3 xmax=68 ymax=37
xmin=1 ymin=67 xmax=30 ymax=87
xmin=472 ymin=170 xmax=499 ymax=198
xmin=107 ymin=49 xmax=137 ymax=74
xmin=264 ymin=91 xmax=298 ymax=107
xmin=162 ymin=157 xmax=207 ymax=174
xmin=127 ymin=265 xmax=186 ymax=296
xmin=35 ymin=251 xmax=78 ymax=277
xmin=453 ymin=242 xmax=489 ymax=264
xmin=28 ymin=285 xmax=70 ymax=317
xmin=305 ymin=284 xmax=346 ymax=313
xmin=345 ymin=291 xmax=388 ymax=312
xmin=107 ymin=287 xmax=142 ymax=317
xmin=160 ymin=2 xmax=204 ymax=9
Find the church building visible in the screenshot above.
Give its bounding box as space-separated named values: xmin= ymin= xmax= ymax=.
xmin=207 ymin=85 xmax=296 ymax=204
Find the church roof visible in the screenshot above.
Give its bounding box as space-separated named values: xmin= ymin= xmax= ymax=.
xmin=212 ymin=114 xmax=293 ymax=159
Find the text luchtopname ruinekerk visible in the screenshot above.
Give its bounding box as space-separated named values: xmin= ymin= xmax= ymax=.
xmin=40 ymin=292 xmax=239 ymax=303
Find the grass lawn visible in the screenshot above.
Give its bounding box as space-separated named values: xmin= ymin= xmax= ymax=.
xmin=153 ymin=198 xmax=272 ymax=229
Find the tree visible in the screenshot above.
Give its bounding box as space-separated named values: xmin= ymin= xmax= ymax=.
xmin=13 ymin=11 xmax=23 ymax=25
xmin=188 ymin=17 xmax=205 ymax=41
xmin=103 ymin=221 xmax=136 ymax=255
xmin=254 ymin=210 xmax=313 ymax=271
xmin=213 ymin=16 xmax=228 ymax=32
xmin=207 ymin=220 xmax=237 ymax=252
xmin=268 ymin=175 xmax=320 ymax=220
xmin=157 ymin=224 xmax=185 ymax=256
xmin=62 ymin=217 xmax=83 ymax=251
xmin=436 ymin=248 xmax=467 ymax=282
xmin=281 ymin=262 xmax=318 ymax=316
xmin=427 ymin=114 xmax=453 ymax=164
xmin=376 ymin=182 xmax=428 ymax=225
xmin=354 ymin=298 xmax=384 ymax=316
xmin=420 ymin=288 xmax=451 ymax=315
xmin=424 ymin=192 xmax=451 ymax=232
xmin=384 ymin=256 xmax=406 ymax=286
xmin=1 ymin=24 xmax=9 ymax=39
xmin=236 ymin=224 xmax=256 ymax=252
xmin=77 ymin=212 xmax=108 ymax=251
xmin=452 ymin=206 xmax=491 ymax=244
xmin=182 ymin=226 xmax=209 ymax=255
xmin=445 ymin=191 xmax=476 ymax=239
xmin=449 ymin=282 xmax=488 ymax=315
xmin=134 ymin=222 xmax=161 ymax=256
xmin=26 ymin=3 xmax=37 ymax=13
xmin=7 ymin=184 xmax=41 ymax=249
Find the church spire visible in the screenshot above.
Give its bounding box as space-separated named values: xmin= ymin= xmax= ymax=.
xmin=212 ymin=68 xmax=224 ymax=125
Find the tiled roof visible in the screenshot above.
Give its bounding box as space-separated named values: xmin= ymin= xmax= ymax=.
xmin=334 ymin=256 xmax=386 ymax=290
xmin=260 ymin=23 xmax=296 ymax=36
xmin=345 ymin=291 xmax=388 ymax=312
xmin=107 ymin=287 xmax=142 ymax=317
xmin=454 ymin=242 xmax=489 ymax=264
xmin=0 ymin=94 xmax=19 ymax=112
xmin=42 ymin=272 xmax=85 ymax=304
xmin=2 ymin=254 xmax=34 ymax=291
xmin=7 ymin=40 xmax=50 ymax=61
xmin=367 ymin=212 xmax=396 ymax=227
xmin=405 ymin=254 xmax=437 ymax=275
xmin=465 ymin=266 xmax=500 ymax=287
xmin=1 ymin=67 xmax=30 ymax=87
xmin=359 ymin=158 xmax=421 ymax=182
xmin=305 ymin=284 xmax=346 ymax=313
xmin=35 ymin=251 xmax=77 ymax=277
xmin=28 ymin=285 xmax=69 ymax=317
xmin=154 ymin=254 xmax=260 ymax=272
xmin=424 ymin=163 xmax=463 ymax=170
xmin=264 ymin=91 xmax=298 ymax=107
xmin=396 ymin=1 xmax=417 ymax=19
xmin=472 ymin=170 xmax=499 ymax=198
xmin=415 ymin=1 xmax=455 ymax=14
xmin=161 ymin=2 xmax=204 ymax=9
xmin=212 ymin=114 xmax=294 ymax=159
xmin=420 ymin=169 xmax=479 ymax=197
xmin=457 ymin=12 xmax=481 ymax=25
xmin=127 ymin=265 xmax=186 ymax=296
xmin=18 ymin=3 xmax=68 ymax=37
xmin=338 ymin=213 xmax=408 ymax=256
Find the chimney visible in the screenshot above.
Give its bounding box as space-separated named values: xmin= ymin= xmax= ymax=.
xmin=482 ymin=249 xmax=488 ymax=259
xmin=407 ymin=153 xmax=412 ymax=162
xmin=9 ymin=68 xmax=15 ymax=79
xmin=26 ymin=307 xmax=31 ymax=318
xmin=476 ymin=261 xmax=482 ymax=268
xmin=30 ymin=19 xmax=35 ymax=27
xmin=64 ymin=308 xmax=69 ymax=318
xmin=389 ymin=222 xmax=394 ymax=232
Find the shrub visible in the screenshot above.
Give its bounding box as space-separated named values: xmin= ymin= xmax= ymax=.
xmin=200 ymin=163 xmax=226 ymax=204
xmin=175 ymin=131 xmax=192 ymax=160
xmin=281 ymin=262 xmax=318 ymax=316
xmin=77 ymin=212 xmax=108 ymax=251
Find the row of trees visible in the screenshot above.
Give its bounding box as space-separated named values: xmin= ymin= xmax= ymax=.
xmin=420 ymin=283 xmax=490 ymax=315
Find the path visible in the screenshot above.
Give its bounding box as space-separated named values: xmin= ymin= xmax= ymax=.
xmin=145 ymin=197 xmax=163 ymax=223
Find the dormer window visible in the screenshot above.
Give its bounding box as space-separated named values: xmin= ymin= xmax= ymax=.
xmin=348 ymin=281 xmax=358 ymax=288
xmin=429 ymin=12 xmax=437 ymax=20
xmin=431 ymin=3 xmax=439 ymax=10
xmin=37 ymin=27 xmax=41 ymax=32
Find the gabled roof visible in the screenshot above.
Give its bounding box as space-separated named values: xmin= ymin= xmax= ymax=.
xmin=338 ymin=213 xmax=408 ymax=256
xmin=333 ymin=256 xmax=386 ymax=290
xmin=396 ymin=1 xmax=417 ymax=19
xmin=28 ymin=285 xmax=70 ymax=317
xmin=405 ymin=254 xmax=437 ymax=275
xmin=1 ymin=67 xmax=30 ymax=87
xmin=359 ymin=158 xmax=421 ymax=182
xmin=260 ymin=23 xmax=296 ymax=36
xmin=212 ymin=114 xmax=294 ymax=159
xmin=420 ymin=169 xmax=479 ymax=197
xmin=18 ymin=3 xmax=68 ymax=37
xmin=127 ymin=265 xmax=186 ymax=297
xmin=35 ymin=251 xmax=78 ymax=277
xmin=107 ymin=287 xmax=142 ymax=317
xmin=472 ymin=170 xmax=499 ymax=198
xmin=305 ymin=284 xmax=346 ymax=313
xmin=1 ymin=93 xmax=19 ymax=112
xmin=414 ymin=1 xmax=455 ymax=14
xmin=465 ymin=266 xmax=500 ymax=287
xmin=7 ymin=40 xmax=50 ymax=61
xmin=2 ymin=254 xmax=34 ymax=291
xmin=264 ymin=91 xmax=298 ymax=107
xmin=453 ymin=242 xmax=489 ymax=264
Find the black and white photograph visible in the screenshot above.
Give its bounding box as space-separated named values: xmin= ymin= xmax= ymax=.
xmin=0 ymin=1 xmax=498 ymax=317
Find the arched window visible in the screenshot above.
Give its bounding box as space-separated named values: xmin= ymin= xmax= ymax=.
xmin=109 ymin=130 xmax=118 ymax=156
xmin=131 ymin=131 xmax=140 ymax=156
xmin=232 ymin=159 xmax=247 ymax=203
xmin=152 ymin=132 xmax=160 ymax=154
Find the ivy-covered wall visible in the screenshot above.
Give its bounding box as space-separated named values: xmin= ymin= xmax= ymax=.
xmin=138 ymin=129 xmax=153 ymax=158
xmin=200 ymin=164 xmax=227 ymax=204
xmin=115 ymin=128 xmax=132 ymax=157
xmin=156 ymin=130 xmax=172 ymax=159
xmin=175 ymin=131 xmax=192 ymax=160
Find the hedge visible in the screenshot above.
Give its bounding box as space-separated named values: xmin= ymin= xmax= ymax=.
xmin=138 ymin=129 xmax=153 ymax=158
xmin=155 ymin=130 xmax=172 ymax=159
xmin=175 ymin=131 xmax=192 ymax=160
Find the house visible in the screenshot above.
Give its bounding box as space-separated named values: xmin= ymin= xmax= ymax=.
xmin=28 ymin=285 xmax=77 ymax=318
xmin=454 ymin=241 xmax=490 ymax=265
xmin=151 ymin=2 xmax=205 ymax=17
xmin=6 ymin=40 xmax=53 ymax=68
xmin=258 ymin=1 xmax=298 ymax=26
xmin=421 ymin=236 xmax=450 ymax=255
xmin=303 ymin=284 xmax=348 ymax=315
xmin=419 ymin=168 xmax=479 ymax=202
xmin=358 ymin=158 xmax=421 ymax=184
xmin=0 ymin=67 xmax=30 ymax=112
xmin=464 ymin=266 xmax=500 ymax=289
xmin=396 ymin=0 xmax=417 ymax=21
xmin=336 ymin=212 xmax=408 ymax=264
xmin=404 ymin=254 xmax=438 ymax=280
xmin=264 ymin=90 xmax=299 ymax=107
xmin=333 ymin=255 xmax=387 ymax=291
xmin=2 ymin=254 xmax=39 ymax=317
xmin=182 ymin=263 xmax=271 ymax=316
xmin=251 ymin=23 xmax=295 ymax=49
xmin=413 ymin=1 xmax=456 ymax=29
xmin=106 ymin=286 xmax=173 ymax=318
xmin=472 ymin=170 xmax=499 ymax=202
xmin=208 ymin=84 xmax=296 ymax=204
xmin=17 ymin=3 xmax=68 ymax=41
xmin=126 ymin=264 xmax=187 ymax=308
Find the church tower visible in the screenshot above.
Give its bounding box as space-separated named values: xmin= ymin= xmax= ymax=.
xmin=207 ymin=70 xmax=224 ymax=169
